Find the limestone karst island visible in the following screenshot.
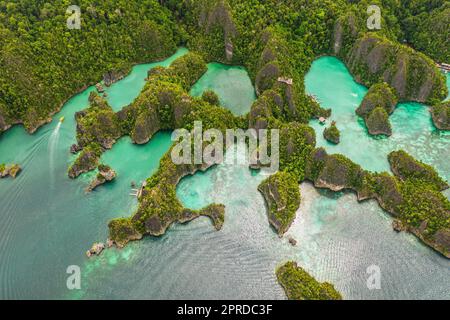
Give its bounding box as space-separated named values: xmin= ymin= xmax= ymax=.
xmin=0 ymin=0 xmax=449 ymax=302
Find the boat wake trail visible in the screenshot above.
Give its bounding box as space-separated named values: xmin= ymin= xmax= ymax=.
xmin=48 ymin=122 xmax=61 ymax=190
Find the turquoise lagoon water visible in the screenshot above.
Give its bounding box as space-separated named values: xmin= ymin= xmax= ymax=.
xmin=0 ymin=49 xmax=186 ymax=299
xmin=190 ymin=62 xmax=256 ymax=115
xmin=305 ymin=57 xmax=450 ymax=183
xmin=175 ymin=57 xmax=450 ymax=299
xmin=0 ymin=51 xmax=449 ymax=299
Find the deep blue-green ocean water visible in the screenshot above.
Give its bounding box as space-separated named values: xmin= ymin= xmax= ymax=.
xmin=0 ymin=52 xmax=448 ymax=299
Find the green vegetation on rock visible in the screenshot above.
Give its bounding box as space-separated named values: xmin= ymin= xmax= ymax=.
xmin=430 ymin=100 xmax=450 ymax=130
xmin=71 ymin=52 xmax=230 ymax=176
xmin=323 ymin=121 xmax=340 ymax=144
xmin=3 ymin=0 xmax=444 ymax=258
xmin=342 ymin=34 xmax=447 ymax=104
xmin=332 ymin=2 xmax=447 ymax=104
xmin=397 ymin=1 xmax=450 ymax=62
xmin=0 ymin=0 xmax=179 ymax=134
xmin=0 ymin=163 xmax=21 ymax=179
xmin=357 ymin=82 xmax=398 ymax=117
xmin=258 ymin=172 xmax=301 ymax=236
xmin=76 ymin=92 xmax=123 ymax=149
xmin=278 ymin=122 xmax=316 ymax=181
xmin=276 ymin=261 xmax=342 ymax=300
xmin=108 ymin=148 xmax=226 ymax=248
xmin=201 ymin=90 xmax=220 ymax=106
xmin=68 ymin=143 xmax=102 ymax=179
xmin=1 ymin=0 xmax=447 ymax=138
xmin=305 ymin=148 xmax=450 ymax=258
xmin=305 ymin=148 xmax=366 ymax=192
xmin=357 ymin=82 xmax=397 ymax=136
xmin=365 ymin=107 xmax=392 ymax=136
xmin=388 ymin=150 xmax=449 ymax=191
xmin=86 ymin=164 xmax=117 ymax=192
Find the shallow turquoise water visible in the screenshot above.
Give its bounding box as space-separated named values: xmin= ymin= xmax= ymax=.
xmin=190 ymin=62 xmax=256 ymax=115
xmin=174 ymin=57 xmax=450 ymax=299
xmin=105 ymin=48 xmax=188 ymax=111
xmin=0 ymin=51 xmax=448 ymax=300
xmin=0 ymin=49 xmax=185 ymax=299
xmin=305 ymin=57 xmax=449 ymax=181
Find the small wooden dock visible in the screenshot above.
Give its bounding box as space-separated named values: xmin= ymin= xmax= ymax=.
xmin=130 ymin=181 xmax=147 ymax=198
xmin=436 ymin=63 xmax=450 ymax=73
xmin=277 ymin=77 xmax=293 ymax=85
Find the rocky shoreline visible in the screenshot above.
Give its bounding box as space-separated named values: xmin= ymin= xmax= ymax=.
xmin=108 ymin=154 xmax=226 ymax=248
xmin=430 ymin=101 xmax=450 ymax=130
xmin=0 ymin=164 xmax=21 ymax=179
xmin=258 ymin=172 xmax=301 ymax=236
xmin=86 ymin=165 xmax=116 ymax=192
xmin=276 ymin=261 xmax=342 ymax=300
xmin=305 ymin=148 xmax=450 ymax=258
xmin=356 ymin=83 xmax=397 ymax=137
xmin=323 ymin=121 xmax=340 ymax=144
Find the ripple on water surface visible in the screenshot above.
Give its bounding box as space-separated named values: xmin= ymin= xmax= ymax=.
xmin=76 ymin=57 xmax=450 ymax=300
xmin=305 ymin=56 xmax=450 ymax=181
xmin=0 ymin=52 xmax=449 ymax=300
xmin=0 ymin=49 xmax=186 ymax=299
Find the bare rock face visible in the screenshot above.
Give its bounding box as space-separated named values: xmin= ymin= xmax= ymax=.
xmin=0 ymin=109 xmax=11 ymax=133
xmin=255 ymin=63 xmax=280 ymax=95
xmin=86 ymin=242 xmax=105 ymax=257
xmin=225 ymin=39 xmax=233 ymax=61
xmin=131 ymin=109 xmax=161 ymax=145
xmin=288 ymin=236 xmax=297 ymax=246
xmin=68 ymin=146 xmax=100 ymax=179
xmin=70 ymin=144 xmax=82 ymax=154
xmin=357 ymin=83 xmax=398 ymax=117
xmin=332 ymin=20 xmax=343 ymax=55
xmin=199 ymin=0 xmax=237 ymax=62
xmin=258 ymin=172 xmax=301 ymax=236
xmin=365 ymin=107 xmax=392 ymax=136
xmin=433 ymin=229 xmax=450 ymax=258
xmin=344 ymin=34 xmax=447 ymax=104
xmin=86 ymin=165 xmax=116 ymax=192
xmin=332 ymin=13 xmax=358 ymax=56
xmin=431 ymin=101 xmax=450 ymax=130
xmin=201 ymin=0 xmax=236 ymax=36
xmin=103 ymin=69 xmax=127 ymax=87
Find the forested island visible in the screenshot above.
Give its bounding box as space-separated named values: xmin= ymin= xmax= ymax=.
xmin=0 ymin=0 xmax=449 ymax=300
xmin=276 ymin=261 xmax=342 ymax=300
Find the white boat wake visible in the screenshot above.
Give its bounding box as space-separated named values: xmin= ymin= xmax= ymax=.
xmin=48 ymin=122 xmax=62 ymax=190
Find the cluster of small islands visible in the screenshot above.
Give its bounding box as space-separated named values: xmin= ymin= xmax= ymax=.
xmin=0 ymin=0 xmax=449 ymax=300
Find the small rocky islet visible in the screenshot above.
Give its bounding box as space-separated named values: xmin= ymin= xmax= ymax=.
xmin=323 ymin=121 xmax=341 ymax=144
xmin=0 ymin=164 xmax=21 ymax=179
xmin=0 ymin=0 xmax=449 ymax=300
